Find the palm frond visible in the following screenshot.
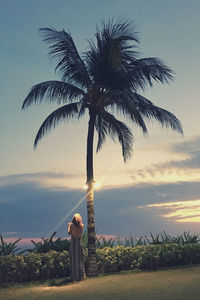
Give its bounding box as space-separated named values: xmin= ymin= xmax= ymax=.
xmin=132 ymin=93 xmax=183 ymax=134
xmin=100 ymin=89 xmax=148 ymax=134
xmin=130 ymin=57 xmax=174 ymax=89
xmin=96 ymin=110 xmax=133 ymax=161
xmin=95 ymin=114 xmax=109 ymax=152
xmin=86 ymin=18 xmax=140 ymax=87
xmin=39 ymin=27 xmax=91 ymax=88
xmin=97 ymin=18 xmax=139 ymax=44
xmin=22 ymin=81 xmax=85 ymax=109
xmin=78 ymin=97 xmax=88 ymax=119
xmin=34 ymin=102 xmax=80 ymax=148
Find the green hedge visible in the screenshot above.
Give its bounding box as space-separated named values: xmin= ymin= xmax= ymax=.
xmin=0 ymin=251 xmax=69 ymax=285
xmin=96 ymin=243 xmax=200 ymax=273
xmin=1 ymin=244 xmax=200 ymax=285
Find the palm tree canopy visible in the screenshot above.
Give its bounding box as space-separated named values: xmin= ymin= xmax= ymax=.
xmin=22 ymin=18 xmax=183 ymax=162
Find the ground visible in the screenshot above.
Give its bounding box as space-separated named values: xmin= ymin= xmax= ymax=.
xmin=1 ymin=265 xmax=200 ymax=300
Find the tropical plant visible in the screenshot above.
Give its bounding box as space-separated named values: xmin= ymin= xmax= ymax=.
xmin=115 ymin=234 xmax=124 ymax=246
xmin=29 ymin=231 xmax=70 ymax=253
xmin=145 ymin=232 xmax=163 ymax=245
xmin=160 ymin=230 xmax=183 ymax=244
xmin=124 ymin=235 xmax=146 ymax=247
xmin=96 ymin=235 xmax=116 ymax=248
xmin=144 ymin=231 xmax=200 ymax=245
xmin=22 ymin=18 xmax=183 ymax=276
xmin=0 ymin=234 xmax=21 ymax=256
xmin=181 ymin=231 xmax=199 ymax=244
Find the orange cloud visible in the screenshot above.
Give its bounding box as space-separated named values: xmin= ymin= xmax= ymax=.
xmin=145 ymin=199 xmax=200 ymax=223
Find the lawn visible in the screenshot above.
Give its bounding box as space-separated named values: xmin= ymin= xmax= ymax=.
xmin=1 ymin=265 xmax=200 ymax=300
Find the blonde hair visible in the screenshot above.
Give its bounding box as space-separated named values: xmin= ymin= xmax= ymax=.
xmin=72 ymin=213 xmax=83 ymax=228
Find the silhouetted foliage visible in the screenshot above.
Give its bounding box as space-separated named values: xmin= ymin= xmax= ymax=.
xmin=0 ymin=234 xmax=21 ymax=256
xmin=29 ymin=232 xmax=70 ymax=253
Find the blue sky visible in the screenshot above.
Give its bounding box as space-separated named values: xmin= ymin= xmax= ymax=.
xmin=1 ymin=0 xmax=200 ymax=243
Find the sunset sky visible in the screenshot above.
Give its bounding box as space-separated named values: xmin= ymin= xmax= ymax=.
xmin=1 ymin=0 xmax=200 ymax=245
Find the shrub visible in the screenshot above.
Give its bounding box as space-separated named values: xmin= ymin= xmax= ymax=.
xmin=1 ymin=243 xmax=200 ymax=285
xmin=96 ymin=243 xmax=200 ymax=274
xmin=0 ymin=250 xmax=69 ymax=285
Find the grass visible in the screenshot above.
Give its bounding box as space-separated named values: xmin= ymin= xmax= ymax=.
xmin=1 ymin=265 xmax=200 ymax=300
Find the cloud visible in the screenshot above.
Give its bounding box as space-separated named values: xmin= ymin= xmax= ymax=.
xmin=2 ymin=136 xmax=199 ymax=193
xmin=127 ymin=135 xmax=200 ymax=186
xmin=1 ymin=168 xmax=200 ymax=241
xmin=94 ymin=181 xmax=200 ymax=235
xmin=2 ymin=232 xmax=18 ymax=236
xmin=164 ymin=135 xmax=200 ymax=169
xmin=144 ymin=199 xmax=200 ymax=223
xmin=171 ymin=135 xmax=200 ymax=155
xmin=0 ymin=179 xmax=86 ymax=237
xmin=0 ymin=171 xmax=84 ymax=189
xmin=134 ymin=138 xmax=200 ymax=224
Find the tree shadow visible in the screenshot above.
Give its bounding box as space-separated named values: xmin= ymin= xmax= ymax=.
xmin=48 ymin=277 xmax=72 ymax=287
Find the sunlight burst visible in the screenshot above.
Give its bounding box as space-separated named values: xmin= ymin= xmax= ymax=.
xmin=83 ymin=182 xmax=101 ymax=190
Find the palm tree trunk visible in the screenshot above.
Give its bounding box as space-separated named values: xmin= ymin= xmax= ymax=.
xmin=86 ymin=111 xmax=98 ymax=277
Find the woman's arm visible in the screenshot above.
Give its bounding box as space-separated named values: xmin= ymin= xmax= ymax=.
xmin=68 ymin=222 xmax=72 ymax=235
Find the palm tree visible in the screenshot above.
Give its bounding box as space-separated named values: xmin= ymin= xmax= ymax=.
xmin=22 ymin=19 xmax=183 ymax=276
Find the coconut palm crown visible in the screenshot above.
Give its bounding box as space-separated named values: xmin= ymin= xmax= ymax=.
xmin=22 ymin=19 xmax=183 ymax=276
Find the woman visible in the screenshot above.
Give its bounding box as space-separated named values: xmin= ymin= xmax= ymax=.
xmin=68 ymin=213 xmax=85 ymax=281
